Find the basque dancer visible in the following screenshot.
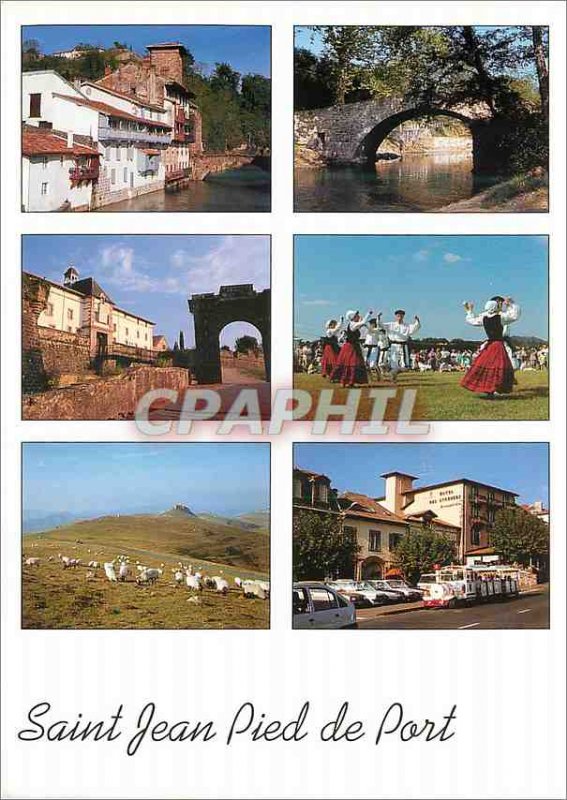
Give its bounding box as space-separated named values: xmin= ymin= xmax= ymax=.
xmin=320 ymin=317 xmax=343 ymax=379
xmin=379 ymin=309 xmax=421 ymax=381
xmin=460 ymin=296 xmax=521 ymax=398
xmin=331 ymin=309 xmax=372 ymax=387
xmin=363 ymin=318 xmax=380 ymax=368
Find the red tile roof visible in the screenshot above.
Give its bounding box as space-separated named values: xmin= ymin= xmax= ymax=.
xmin=52 ymin=93 xmax=172 ymax=129
xmin=340 ymin=491 xmax=404 ymax=523
xmin=22 ymin=129 xmax=99 ymax=157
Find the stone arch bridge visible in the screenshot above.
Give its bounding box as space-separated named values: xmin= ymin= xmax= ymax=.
xmin=294 ymin=98 xmax=492 ymax=169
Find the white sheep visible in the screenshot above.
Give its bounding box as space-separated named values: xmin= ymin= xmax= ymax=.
xmin=174 ymin=570 xmax=185 ymax=584
xmin=212 ymin=576 xmax=229 ymax=595
xmin=24 ymin=557 xmax=40 ymax=566
xmin=118 ymin=563 xmax=131 ymax=582
xmin=104 ymin=562 xmax=117 ymax=582
xmin=234 ymin=577 xmax=243 ymax=588
xmin=242 ymin=580 xmax=269 ymax=600
xmin=136 ymin=568 xmax=162 ymax=585
xmin=186 ymin=574 xmax=203 ymax=591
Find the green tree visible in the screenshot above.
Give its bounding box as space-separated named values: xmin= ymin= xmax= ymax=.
xmin=210 ymin=62 xmax=241 ymax=95
xmin=79 ymin=49 xmax=106 ymax=81
xmin=179 ymin=330 xmax=185 ymax=351
xmin=490 ymin=506 xmax=549 ymax=567
xmin=314 ymin=25 xmax=380 ymax=104
xmin=293 ymin=510 xmax=360 ymax=581
xmin=393 ymin=528 xmax=456 ymax=586
xmin=294 ymin=47 xmax=334 ymax=109
xmin=235 ymin=335 xmax=259 ymax=355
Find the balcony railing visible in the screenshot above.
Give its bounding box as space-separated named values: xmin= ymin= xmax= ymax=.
xmin=98 ymin=123 xmax=171 ymax=145
xmin=69 ymin=162 xmax=100 ymax=183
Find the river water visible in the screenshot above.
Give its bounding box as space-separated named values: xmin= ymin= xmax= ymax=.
xmin=294 ymin=153 xmax=501 ymax=212
xmin=97 ymin=165 xmax=271 ymax=212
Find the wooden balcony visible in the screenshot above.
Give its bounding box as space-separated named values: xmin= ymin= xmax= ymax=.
xmin=69 ymin=160 xmax=100 ymax=184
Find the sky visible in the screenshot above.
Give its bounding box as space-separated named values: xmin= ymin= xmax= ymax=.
xmin=23 ymin=25 xmax=271 ymax=77
xmin=294 ymin=443 xmax=549 ymax=506
xmin=23 ymin=443 xmax=270 ymax=519
xmin=294 ymin=235 xmax=548 ymax=341
xmin=23 ymin=235 xmax=270 ymax=348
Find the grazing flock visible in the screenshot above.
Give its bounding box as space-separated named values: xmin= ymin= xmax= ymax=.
xmin=22 ymin=547 xmax=270 ymax=602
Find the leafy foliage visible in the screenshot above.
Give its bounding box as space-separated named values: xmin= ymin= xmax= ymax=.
xmin=235 ymin=335 xmax=259 ymax=355
xmin=293 ymin=510 xmax=360 ymax=581
xmin=392 ymin=527 xmax=457 ymax=585
xmin=490 ymin=506 xmax=549 ymax=566
xmin=184 ymin=62 xmax=270 ymax=152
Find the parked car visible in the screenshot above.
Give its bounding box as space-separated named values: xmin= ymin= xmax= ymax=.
xmin=366 ymin=580 xmax=406 ymax=603
xmin=328 ymin=579 xmax=391 ymax=607
xmin=293 ymin=582 xmax=357 ymax=629
xmin=381 ymin=579 xmax=423 ymax=602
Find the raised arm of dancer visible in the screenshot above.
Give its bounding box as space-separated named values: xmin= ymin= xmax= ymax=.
xmin=350 ymin=310 xmax=373 ymax=331
xmin=465 ymin=309 xmax=485 ymax=326
xmin=326 ymin=316 xmax=344 ymax=337
xmin=500 ymin=300 xmax=521 ymax=325
xmin=408 ymin=316 xmax=421 ymax=335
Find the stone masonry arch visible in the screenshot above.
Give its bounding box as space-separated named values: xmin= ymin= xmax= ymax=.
xmin=294 ymin=98 xmax=491 ymax=169
xmin=188 ymin=284 xmax=270 ymax=384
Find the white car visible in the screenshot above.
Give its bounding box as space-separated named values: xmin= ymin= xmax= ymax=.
xmin=366 ymin=580 xmax=406 ymax=602
xmin=328 ymin=579 xmax=390 ymax=607
xmin=381 ymin=579 xmax=423 ymax=601
xmin=293 ymin=582 xmax=357 ymax=629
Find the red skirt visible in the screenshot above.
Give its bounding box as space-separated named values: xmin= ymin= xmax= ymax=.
xmin=321 ymin=343 xmax=338 ymax=377
xmin=461 ymin=341 xmax=514 ymax=394
xmin=331 ymin=342 xmax=368 ymax=386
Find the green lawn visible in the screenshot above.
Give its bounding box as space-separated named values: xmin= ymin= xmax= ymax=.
xmin=294 ymin=370 xmax=549 ymax=421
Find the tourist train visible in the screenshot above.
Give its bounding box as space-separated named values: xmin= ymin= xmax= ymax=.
xmin=418 ymin=564 xmax=522 ymax=609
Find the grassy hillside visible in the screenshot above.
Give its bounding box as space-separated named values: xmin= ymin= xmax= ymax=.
xmin=28 ymin=513 xmax=269 ymax=573
xmin=22 ymin=514 xmax=270 ymax=630
xmin=237 ymin=511 xmax=270 ymax=528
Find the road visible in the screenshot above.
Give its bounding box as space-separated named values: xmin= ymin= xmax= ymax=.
xmin=356 ymin=587 xmax=549 ymax=630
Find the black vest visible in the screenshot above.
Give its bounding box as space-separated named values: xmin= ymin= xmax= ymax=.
xmin=483 ymin=314 xmax=504 ymax=341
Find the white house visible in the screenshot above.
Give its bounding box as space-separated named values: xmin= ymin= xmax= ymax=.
xmin=22 ymin=71 xmax=173 ymax=210
xmin=22 ymin=127 xmax=99 ymax=212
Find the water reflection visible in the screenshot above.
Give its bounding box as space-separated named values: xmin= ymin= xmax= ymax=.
xmin=96 ymin=166 xmax=271 ymax=212
xmin=294 ymin=154 xmax=499 ymax=212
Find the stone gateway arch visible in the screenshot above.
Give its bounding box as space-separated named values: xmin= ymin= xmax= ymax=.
xmin=295 ymin=98 xmax=492 ymax=169
xmin=188 ymin=284 xmax=271 ymax=384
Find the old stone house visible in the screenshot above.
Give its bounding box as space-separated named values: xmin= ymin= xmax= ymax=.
xmin=25 ymin=265 xmax=157 ymax=366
